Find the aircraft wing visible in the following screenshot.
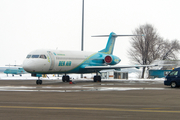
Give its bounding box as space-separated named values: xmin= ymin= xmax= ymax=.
xmin=85 ymin=64 xmax=158 ymax=70
xmin=85 ymin=64 xmax=175 ymax=71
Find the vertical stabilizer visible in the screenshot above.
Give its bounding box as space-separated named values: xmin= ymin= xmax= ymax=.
xmin=92 ymin=32 xmax=142 ymax=55
xmin=99 ymin=32 xmax=116 ymax=54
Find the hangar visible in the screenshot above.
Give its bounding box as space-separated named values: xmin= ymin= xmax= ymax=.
xmin=101 ymin=70 xmax=128 ymax=79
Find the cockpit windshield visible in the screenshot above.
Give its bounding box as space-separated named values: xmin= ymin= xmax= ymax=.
xmin=26 ymin=54 xmax=47 ymax=59
xmin=32 ymin=55 xmax=40 ymax=58
xmin=26 ymin=55 xmax=31 ymax=58
xmin=40 ymin=55 xmax=47 ymax=59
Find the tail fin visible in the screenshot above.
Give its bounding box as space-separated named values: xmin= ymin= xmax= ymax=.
xmin=92 ymin=32 xmax=143 ymax=55
xmin=99 ymin=32 xmax=116 ymax=54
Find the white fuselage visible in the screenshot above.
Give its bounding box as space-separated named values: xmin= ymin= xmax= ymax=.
xmin=23 ymin=49 xmax=96 ymax=74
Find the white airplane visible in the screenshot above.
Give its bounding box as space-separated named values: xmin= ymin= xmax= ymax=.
xmin=23 ymin=32 xmax=157 ymax=84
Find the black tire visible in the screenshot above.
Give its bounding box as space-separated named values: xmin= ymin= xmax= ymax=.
xmin=36 ymin=80 xmax=39 ymax=85
xmin=36 ymin=80 xmax=42 ymax=85
xmin=66 ymin=76 xmax=70 ymax=82
xmin=62 ymin=76 xmax=65 ymax=82
xmin=171 ymin=82 xmax=177 ymax=88
xmin=62 ymin=75 xmax=70 ymax=82
xmin=97 ymin=76 xmax=101 ymax=82
xmin=94 ymin=76 xmax=101 ymax=82
xmin=39 ymin=80 xmax=42 ymax=85
xmin=93 ymin=76 xmax=97 ymax=82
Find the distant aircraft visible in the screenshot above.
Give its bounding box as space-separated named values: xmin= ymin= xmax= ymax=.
xmin=4 ymin=68 xmax=27 ymax=76
xmin=23 ymin=32 xmax=158 ymax=84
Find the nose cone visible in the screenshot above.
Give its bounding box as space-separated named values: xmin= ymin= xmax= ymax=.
xmin=23 ymin=59 xmax=36 ymax=73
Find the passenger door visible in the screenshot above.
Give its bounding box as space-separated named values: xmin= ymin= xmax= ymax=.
xmin=47 ymin=51 xmax=55 ymax=71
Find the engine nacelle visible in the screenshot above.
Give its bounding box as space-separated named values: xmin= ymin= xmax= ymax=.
xmin=104 ymin=55 xmax=112 ymax=64
xmin=104 ymin=55 xmax=121 ymax=65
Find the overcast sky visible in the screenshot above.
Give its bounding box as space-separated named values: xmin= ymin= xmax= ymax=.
xmin=0 ymin=0 xmax=180 ymax=67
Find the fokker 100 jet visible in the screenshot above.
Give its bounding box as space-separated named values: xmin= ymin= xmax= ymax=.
xmin=23 ymin=32 xmax=157 ymax=85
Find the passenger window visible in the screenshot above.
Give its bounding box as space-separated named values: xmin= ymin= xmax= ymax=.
xmin=169 ymin=71 xmax=178 ymax=76
xmin=40 ymin=55 xmax=47 ymax=59
xmin=26 ymin=55 xmax=31 ymax=58
xmin=32 ymin=55 xmax=39 ymax=58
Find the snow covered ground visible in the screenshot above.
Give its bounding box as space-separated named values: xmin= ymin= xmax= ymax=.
xmin=0 ymin=73 xmax=61 ymax=80
xmin=0 ymin=73 xmax=165 ymax=82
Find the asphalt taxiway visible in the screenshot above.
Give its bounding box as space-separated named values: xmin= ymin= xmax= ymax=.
xmin=0 ymin=79 xmax=179 ymax=120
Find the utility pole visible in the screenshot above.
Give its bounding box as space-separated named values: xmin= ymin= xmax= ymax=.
xmin=81 ymin=0 xmax=84 ymax=78
xmin=81 ymin=0 xmax=84 ymax=52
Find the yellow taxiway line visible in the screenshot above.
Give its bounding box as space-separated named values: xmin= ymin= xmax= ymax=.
xmin=0 ymin=106 xmax=179 ymax=113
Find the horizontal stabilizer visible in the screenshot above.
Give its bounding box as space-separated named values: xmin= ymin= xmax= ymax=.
xmin=94 ymin=32 xmax=144 ymax=55
xmin=92 ymin=34 xmax=143 ymax=37
xmin=5 ymin=65 xmax=22 ymax=67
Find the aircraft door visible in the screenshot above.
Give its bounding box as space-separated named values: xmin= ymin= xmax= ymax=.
xmin=47 ymin=51 xmax=55 ymax=71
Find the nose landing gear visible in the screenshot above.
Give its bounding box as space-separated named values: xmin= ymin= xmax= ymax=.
xmin=36 ymin=77 xmax=42 ymax=85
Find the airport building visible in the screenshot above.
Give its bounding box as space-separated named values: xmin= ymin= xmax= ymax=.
xmin=100 ymin=70 xmax=128 ymax=79
xmin=148 ymin=69 xmax=172 ymax=78
xmin=148 ymin=60 xmax=180 ymax=78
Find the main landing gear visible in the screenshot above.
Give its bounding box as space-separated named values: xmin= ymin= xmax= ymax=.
xmin=62 ymin=74 xmax=70 ymax=82
xmin=93 ymin=75 xmax=101 ymax=82
xmin=36 ymin=77 xmax=42 ymax=85
xmin=93 ymin=71 xmax=101 ymax=82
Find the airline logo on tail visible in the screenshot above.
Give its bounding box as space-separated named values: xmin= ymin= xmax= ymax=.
xmin=98 ymin=32 xmax=116 ymax=55
xmin=93 ymin=32 xmax=142 ymax=55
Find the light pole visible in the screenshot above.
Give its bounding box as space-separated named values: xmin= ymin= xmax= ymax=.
xmin=81 ymin=0 xmax=84 ymax=52
xmin=81 ymin=0 xmax=84 ymax=78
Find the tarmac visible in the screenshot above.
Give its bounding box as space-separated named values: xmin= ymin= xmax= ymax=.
xmin=0 ymin=79 xmax=179 ymax=120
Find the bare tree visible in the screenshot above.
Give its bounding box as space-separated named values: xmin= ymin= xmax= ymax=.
xmin=160 ymin=39 xmax=180 ymax=60
xmin=128 ymin=24 xmax=180 ymax=78
xmin=128 ymin=24 xmax=160 ymax=78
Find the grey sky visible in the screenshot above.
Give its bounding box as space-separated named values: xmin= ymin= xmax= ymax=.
xmin=0 ymin=0 xmax=180 ymax=67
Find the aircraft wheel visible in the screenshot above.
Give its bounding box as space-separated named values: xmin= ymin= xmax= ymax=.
xmin=66 ymin=76 xmax=70 ymax=82
xmin=95 ymin=76 xmax=98 ymax=82
xmin=94 ymin=76 xmax=101 ymax=82
xmin=36 ymin=80 xmax=38 ymax=84
xmin=93 ymin=76 xmax=97 ymax=82
xmin=98 ymin=76 xmax=101 ymax=82
xmin=36 ymin=80 xmax=42 ymax=85
xmin=62 ymin=76 xmax=65 ymax=82
xmin=39 ymin=80 xmax=42 ymax=85
xmin=62 ymin=75 xmax=70 ymax=82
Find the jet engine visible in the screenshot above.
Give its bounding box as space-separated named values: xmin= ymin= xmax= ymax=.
xmin=104 ymin=55 xmax=121 ymax=65
xmin=104 ymin=55 xmax=112 ymax=64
